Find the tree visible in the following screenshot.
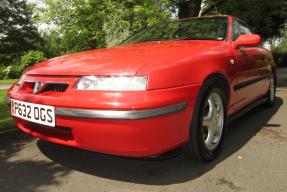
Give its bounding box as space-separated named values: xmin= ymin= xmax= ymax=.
xmin=38 ymin=0 xmax=287 ymax=58
xmin=205 ymin=0 xmax=287 ymax=40
xmin=171 ymin=0 xmax=287 ymax=40
xmin=0 ymin=0 xmax=43 ymax=66
xmin=170 ymin=0 xmax=224 ymax=18
xmin=39 ymin=0 xmax=173 ymax=55
xmin=174 ymin=0 xmax=202 ymax=18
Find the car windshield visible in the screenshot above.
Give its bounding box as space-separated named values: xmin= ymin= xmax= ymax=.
xmin=122 ymin=17 xmax=228 ymax=45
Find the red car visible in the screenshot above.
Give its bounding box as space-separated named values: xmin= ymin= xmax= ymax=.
xmin=7 ymin=15 xmax=276 ymax=161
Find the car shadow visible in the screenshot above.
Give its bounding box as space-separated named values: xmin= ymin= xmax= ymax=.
xmin=37 ymin=96 xmax=283 ymax=185
xmin=0 ymin=131 xmax=72 ymax=192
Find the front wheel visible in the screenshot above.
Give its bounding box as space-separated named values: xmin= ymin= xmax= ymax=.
xmin=202 ymin=91 xmax=225 ymax=151
xmin=184 ymin=80 xmax=227 ymax=161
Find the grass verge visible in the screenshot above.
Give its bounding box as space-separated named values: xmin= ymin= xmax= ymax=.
xmin=0 ymin=79 xmax=18 ymax=84
xmin=0 ymin=90 xmax=15 ymax=130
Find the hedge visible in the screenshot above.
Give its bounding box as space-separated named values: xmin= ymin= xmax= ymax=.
xmin=272 ymin=52 xmax=287 ymax=68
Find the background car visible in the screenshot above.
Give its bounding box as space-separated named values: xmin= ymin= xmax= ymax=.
xmin=7 ymin=15 xmax=276 ymax=161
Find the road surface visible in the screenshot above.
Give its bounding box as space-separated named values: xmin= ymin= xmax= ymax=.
xmin=0 ymin=84 xmax=12 ymax=90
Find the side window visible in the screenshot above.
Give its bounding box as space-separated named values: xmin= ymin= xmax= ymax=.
xmin=232 ymin=20 xmax=252 ymax=41
xmin=239 ymin=24 xmax=252 ymax=35
xmin=232 ymin=20 xmax=240 ymax=41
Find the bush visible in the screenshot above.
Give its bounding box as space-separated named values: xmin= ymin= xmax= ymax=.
xmin=20 ymin=50 xmax=47 ymax=70
xmin=0 ymin=50 xmax=47 ymax=80
xmin=0 ymin=65 xmax=22 ymax=79
xmin=2 ymin=66 xmax=12 ymax=79
xmin=272 ymin=52 xmax=287 ymax=68
xmin=0 ymin=65 xmax=6 ymax=79
xmin=8 ymin=65 xmax=22 ymax=79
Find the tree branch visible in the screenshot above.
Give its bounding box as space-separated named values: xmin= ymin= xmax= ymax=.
xmin=201 ymin=0 xmax=226 ymax=16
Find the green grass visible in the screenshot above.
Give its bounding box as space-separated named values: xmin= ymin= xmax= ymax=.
xmin=0 ymin=79 xmax=18 ymax=84
xmin=0 ymin=90 xmax=15 ymax=130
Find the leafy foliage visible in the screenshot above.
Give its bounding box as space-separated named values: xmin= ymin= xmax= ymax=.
xmin=41 ymin=31 xmax=62 ymax=58
xmin=0 ymin=65 xmax=6 ymax=79
xmin=274 ymin=29 xmax=287 ymax=53
xmin=206 ymin=0 xmax=287 ymax=40
xmin=172 ymin=0 xmax=202 ymax=18
xmin=39 ymin=0 xmax=287 ymax=54
xmin=1 ymin=66 xmax=12 ymax=79
xmin=0 ymin=0 xmax=43 ymax=66
xmin=20 ymin=50 xmax=47 ymax=69
xmin=6 ymin=64 xmax=22 ymax=79
xmin=40 ymin=0 xmax=173 ymax=55
xmin=0 ymin=50 xmax=46 ymax=79
xmin=0 ymin=64 xmax=21 ymax=79
xmin=272 ymin=51 xmax=287 ymax=68
xmin=273 ymin=30 xmax=287 ymax=67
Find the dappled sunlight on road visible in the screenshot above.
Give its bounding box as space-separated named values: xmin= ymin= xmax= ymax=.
xmin=0 ymin=131 xmax=71 ymax=192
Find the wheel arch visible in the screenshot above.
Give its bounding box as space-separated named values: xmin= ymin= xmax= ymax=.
xmin=184 ymin=72 xmax=230 ymax=161
xmin=202 ymin=72 xmax=231 ymax=105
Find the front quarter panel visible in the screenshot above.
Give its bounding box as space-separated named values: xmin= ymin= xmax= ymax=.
xmin=138 ymin=43 xmax=237 ymax=91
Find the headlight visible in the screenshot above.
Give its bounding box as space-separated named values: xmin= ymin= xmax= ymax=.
xmin=18 ymin=74 xmax=26 ymax=84
xmin=75 ymin=76 xmax=147 ymax=91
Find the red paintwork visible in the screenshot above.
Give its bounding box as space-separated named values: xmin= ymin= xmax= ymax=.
xmin=233 ymin=34 xmax=261 ymax=49
xmin=8 ymin=16 xmax=275 ymax=157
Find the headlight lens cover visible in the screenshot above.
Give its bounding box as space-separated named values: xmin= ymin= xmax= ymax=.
xmin=75 ymin=76 xmax=147 ymax=91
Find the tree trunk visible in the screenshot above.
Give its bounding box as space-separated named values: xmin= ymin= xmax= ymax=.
xmin=201 ymin=0 xmax=226 ymax=16
xmin=177 ymin=0 xmax=202 ymax=19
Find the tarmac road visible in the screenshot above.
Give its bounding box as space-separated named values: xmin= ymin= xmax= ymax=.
xmin=0 ymin=70 xmax=286 ymax=192
xmin=0 ymin=84 xmax=12 ymax=90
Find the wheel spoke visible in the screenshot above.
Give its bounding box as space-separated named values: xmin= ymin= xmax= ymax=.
xmin=216 ymin=102 xmax=221 ymax=112
xmin=203 ymin=116 xmax=213 ymax=127
xmin=214 ymin=121 xmax=222 ymax=138
xmin=205 ymin=126 xmax=215 ymax=146
xmin=205 ymin=96 xmax=216 ymax=120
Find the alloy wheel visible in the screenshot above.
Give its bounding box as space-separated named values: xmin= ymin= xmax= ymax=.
xmin=202 ymin=92 xmax=224 ymax=151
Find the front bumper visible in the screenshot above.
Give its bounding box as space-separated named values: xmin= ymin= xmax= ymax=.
xmin=55 ymin=102 xmax=187 ymax=119
xmin=6 ymin=95 xmax=187 ymax=119
xmin=7 ymin=77 xmax=201 ymax=157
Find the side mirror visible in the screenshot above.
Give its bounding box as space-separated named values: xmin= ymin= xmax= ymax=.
xmin=233 ymin=34 xmax=261 ymax=49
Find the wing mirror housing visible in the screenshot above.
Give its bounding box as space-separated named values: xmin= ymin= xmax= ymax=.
xmin=233 ymin=34 xmax=261 ymax=49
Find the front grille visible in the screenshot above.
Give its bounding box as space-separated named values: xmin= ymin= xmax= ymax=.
xmin=20 ymin=81 xmax=69 ymax=94
xmin=41 ymin=83 xmax=69 ymax=93
xmin=21 ymin=81 xmax=35 ymax=94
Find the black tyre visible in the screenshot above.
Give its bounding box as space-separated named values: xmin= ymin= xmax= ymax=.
xmin=183 ymin=78 xmax=228 ymax=161
xmin=264 ymin=74 xmax=276 ymax=107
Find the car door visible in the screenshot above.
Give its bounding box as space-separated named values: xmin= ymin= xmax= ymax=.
xmin=232 ymin=19 xmax=269 ymax=111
